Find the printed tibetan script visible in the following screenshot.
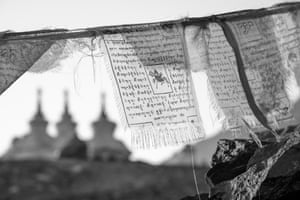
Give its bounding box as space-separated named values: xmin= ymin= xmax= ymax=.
xmin=204 ymin=23 xmax=259 ymax=132
xmin=103 ymin=24 xmax=204 ymax=148
xmin=228 ymin=12 xmax=299 ymax=128
xmin=185 ymin=23 xmax=261 ymax=133
xmin=185 ymin=13 xmax=300 ymax=134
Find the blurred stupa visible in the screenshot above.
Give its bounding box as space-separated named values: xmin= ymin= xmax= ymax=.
xmin=56 ymin=90 xmax=87 ymax=159
xmin=55 ymin=91 xmax=78 ymax=152
xmin=2 ymin=90 xmax=130 ymax=161
xmin=88 ymin=93 xmax=131 ymax=161
xmin=3 ymin=89 xmax=55 ymax=160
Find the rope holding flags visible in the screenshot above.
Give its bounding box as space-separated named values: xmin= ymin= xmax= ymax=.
xmin=1 ymin=2 xmax=300 ymax=148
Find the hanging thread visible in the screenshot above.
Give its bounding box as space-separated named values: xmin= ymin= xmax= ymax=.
xmin=190 ymin=145 xmax=201 ymax=200
xmin=72 ymin=35 xmax=103 ymax=95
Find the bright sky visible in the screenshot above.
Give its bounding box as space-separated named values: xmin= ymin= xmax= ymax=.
xmin=0 ymin=0 xmax=290 ymax=164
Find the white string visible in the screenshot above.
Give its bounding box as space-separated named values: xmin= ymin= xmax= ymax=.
xmin=242 ymin=118 xmax=263 ymax=148
xmin=98 ymin=36 xmax=104 ymax=94
xmin=72 ymin=37 xmax=103 ymax=96
xmin=190 ymin=145 xmax=201 ymax=200
xmin=73 ymin=54 xmax=89 ymax=95
xmin=90 ymin=36 xmax=97 ymax=83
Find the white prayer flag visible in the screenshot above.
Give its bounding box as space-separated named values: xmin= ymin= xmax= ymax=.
xmin=102 ymin=24 xmax=205 ymax=148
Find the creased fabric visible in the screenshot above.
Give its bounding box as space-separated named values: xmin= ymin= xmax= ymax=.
xmin=184 ymin=25 xmax=210 ymax=72
xmin=0 ymin=36 xmax=101 ymax=95
xmin=185 ymin=23 xmax=261 ymax=134
xmin=102 ymin=24 xmax=205 ymax=148
xmin=29 ymin=37 xmax=101 ymax=73
xmin=0 ymin=39 xmax=54 ymax=94
xmin=29 ymin=40 xmax=68 ymax=73
xmin=227 ymin=11 xmax=300 ymax=129
xmin=185 ymin=11 xmax=300 ymax=135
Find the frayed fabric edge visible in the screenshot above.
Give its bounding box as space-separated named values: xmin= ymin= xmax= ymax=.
xmin=130 ymin=123 xmax=205 ymax=149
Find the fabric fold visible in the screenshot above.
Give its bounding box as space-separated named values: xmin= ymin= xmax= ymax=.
xmin=102 ymin=23 xmax=205 ymax=148
xmin=0 ymin=39 xmax=54 ymax=94
xmin=227 ymin=11 xmax=300 ymax=130
xmin=184 ymin=9 xmax=300 ymax=137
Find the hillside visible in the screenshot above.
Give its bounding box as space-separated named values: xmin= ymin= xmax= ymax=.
xmin=0 ymin=160 xmax=209 ymax=200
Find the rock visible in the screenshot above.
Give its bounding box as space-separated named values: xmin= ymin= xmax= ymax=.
xmin=211 ymin=139 xmax=257 ymax=167
xmin=206 ymin=139 xmax=258 ymax=187
xmin=253 ymin=171 xmax=300 ymax=200
xmin=268 ymin=142 xmax=300 ymax=177
xmin=206 ymin=132 xmax=300 ymax=200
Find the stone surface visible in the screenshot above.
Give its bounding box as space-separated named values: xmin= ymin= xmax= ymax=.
xmin=211 ymin=139 xmax=257 ymax=167
xmin=205 ymin=131 xmax=300 ymax=200
xmin=253 ymin=171 xmax=300 ymax=200
xmin=206 ymin=139 xmax=258 ymax=187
